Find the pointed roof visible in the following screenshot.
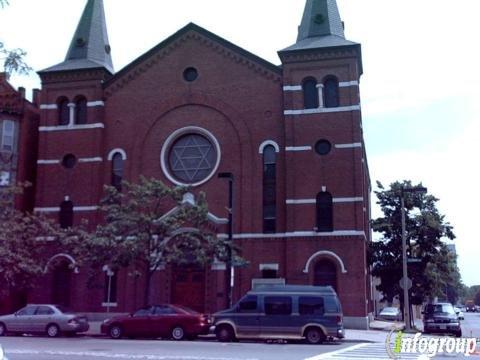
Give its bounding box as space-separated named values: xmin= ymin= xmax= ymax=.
xmin=39 ymin=0 xmax=114 ymax=74
xmin=280 ymin=0 xmax=358 ymax=53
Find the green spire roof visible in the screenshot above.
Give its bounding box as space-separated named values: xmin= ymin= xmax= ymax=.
xmin=280 ymin=0 xmax=358 ymax=53
xmin=40 ymin=0 xmax=114 ymax=74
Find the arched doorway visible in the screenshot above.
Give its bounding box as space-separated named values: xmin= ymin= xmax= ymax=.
xmin=51 ymin=261 xmax=72 ymax=307
xmin=314 ymin=259 xmax=337 ymax=292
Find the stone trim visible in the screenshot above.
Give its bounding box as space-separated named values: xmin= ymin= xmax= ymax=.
xmin=39 ymin=123 xmax=104 ymax=132
xmin=284 ymin=105 xmax=360 ymax=115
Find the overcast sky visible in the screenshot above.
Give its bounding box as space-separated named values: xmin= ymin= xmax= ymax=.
xmin=1 ymin=0 xmax=479 ymax=287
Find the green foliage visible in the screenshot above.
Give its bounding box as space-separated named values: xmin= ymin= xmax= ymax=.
xmin=368 ymin=180 xmax=461 ymax=304
xmin=0 ymin=184 xmax=59 ymax=296
xmin=63 ymin=177 xmax=233 ymax=303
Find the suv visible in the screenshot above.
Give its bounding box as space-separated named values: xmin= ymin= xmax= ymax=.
xmin=213 ymin=284 xmax=344 ymax=344
xmin=423 ymin=303 xmax=461 ymax=337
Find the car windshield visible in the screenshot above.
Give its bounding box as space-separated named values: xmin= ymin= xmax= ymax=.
xmin=381 ymin=307 xmax=398 ymax=313
xmin=54 ymin=305 xmax=74 ymax=314
xmin=425 ymin=304 xmax=455 ymax=315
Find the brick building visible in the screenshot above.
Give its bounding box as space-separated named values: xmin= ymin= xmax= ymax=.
xmin=30 ymin=0 xmax=372 ymax=328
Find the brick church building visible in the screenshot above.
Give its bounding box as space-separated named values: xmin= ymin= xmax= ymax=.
xmin=24 ymin=0 xmax=372 ymax=328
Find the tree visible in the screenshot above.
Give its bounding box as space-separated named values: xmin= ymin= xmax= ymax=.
xmin=0 ymin=184 xmax=59 ymax=300
xmin=63 ymin=177 xmax=232 ymax=305
xmin=368 ymin=180 xmax=457 ymax=306
xmin=0 ymin=0 xmax=31 ymax=75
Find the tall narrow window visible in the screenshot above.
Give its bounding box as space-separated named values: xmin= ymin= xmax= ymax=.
xmin=75 ymin=96 xmax=87 ymax=124
xmin=263 ymin=145 xmax=276 ymax=233
xmin=323 ymin=77 xmax=339 ymax=108
xmin=302 ymin=77 xmax=319 ymax=109
xmin=1 ymin=120 xmax=15 ymax=152
xmin=58 ymin=98 xmax=70 ymax=125
xmin=111 ymin=153 xmax=124 ymax=191
xmin=316 ymin=192 xmax=333 ymax=232
xmin=59 ymin=200 xmax=73 ymax=228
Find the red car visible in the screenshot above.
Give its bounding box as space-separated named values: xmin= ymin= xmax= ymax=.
xmin=100 ymin=304 xmax=212 ymax=340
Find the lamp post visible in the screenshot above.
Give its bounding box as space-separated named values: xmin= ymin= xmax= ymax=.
xmin=218 ymin=172 xmax=234 ymax=308
xmin=400 ymin=186 xmax=427 ymax=331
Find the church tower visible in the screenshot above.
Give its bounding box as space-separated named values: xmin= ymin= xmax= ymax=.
xmin=278 ymin=0 xmax=371 ymax=329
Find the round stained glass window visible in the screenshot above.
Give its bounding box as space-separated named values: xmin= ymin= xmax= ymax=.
xmin=167 ymin=133 xmax=217 ymax=184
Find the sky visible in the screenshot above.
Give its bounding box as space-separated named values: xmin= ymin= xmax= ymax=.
xmin=1 ymin=0 xmax=479 ymax=286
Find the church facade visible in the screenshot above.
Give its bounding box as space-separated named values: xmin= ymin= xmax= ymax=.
xmin=30 ymin=0 xmax=372 ymax=328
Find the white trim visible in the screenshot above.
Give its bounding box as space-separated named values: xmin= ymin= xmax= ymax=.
xmin=44 ymin=253 xmax=78 ymax=274
xmin=160 ymin=126 xmax=221 ymax=187
xmin=259 ymin=263 xmax=279 ymax=271
xmin=37 ymin=159 xmax=60 ymax=165
xmin=282 ymin=85 xmax=302 ymax=91
xmin=39 ymin=123 xmax=104 ymax=132
xmin=335 ymin=143 xmax=362 ymax=149
xmin=107 ymin=148 xmax=127 ymax=161
xmin=87 ymin=101 xmax=105 ymax=107
xmin=40 ymin=104 xmax=58 ymax=110
xmin=218 ymin=230 xmax=366 ymax=239
xmin=286 ymin=197 xmax=363 ymax=204
xmin=316 ymin=84 xmax=324 ymax=88
xmin=101 ymin=302 xmax=118 ymax=307
xmin=211 ymin=261 xmax=227 ymax=271
xmin=285 ymin=146 xmax=312 ymax=152
xmin=78 ymin=157 xmax=103 ymax=163
xmin=303 ymin=250 xmax=348 ymax=274
xmin=34 ymin=206 xmax=99 ymax=212
xmin=339 ymin=80 xmax=359 ymax=87
xmin=258 ymin=140 xmax=280 ymax=154
xmin=284 ymin=105 xmax=360 ymax=115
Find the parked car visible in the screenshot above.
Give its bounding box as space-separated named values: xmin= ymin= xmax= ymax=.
xmin=213 ymin=284 xmax=344 ymax=344
xmin=101 ymin=304 xmax=212 ymax=340
xmin=454 ymin=307 xmax=464 ymax=320
xmin=423 ymin=303 xmax=461 ymax=337
xmin=378 ymin=307 xmax=402 ymax=321
xmin=0 ymin=304 xmax=89 ymax=337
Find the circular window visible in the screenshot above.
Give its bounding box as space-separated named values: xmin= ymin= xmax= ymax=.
xmin=62 ymin=154 xmax=77 ymax=168
xmin=183 ymin=67 xmax=198 ymax=82
xmin=161 ymin=127 xmax=220 ymax=186
xmin=315 ymin=140 xmax=332 ymax=155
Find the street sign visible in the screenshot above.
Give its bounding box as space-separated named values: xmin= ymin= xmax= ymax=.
xmin=399 ymin=276 xmax=412 ymax=290
xmin=407 ymin=258 xmax=421 ymax=263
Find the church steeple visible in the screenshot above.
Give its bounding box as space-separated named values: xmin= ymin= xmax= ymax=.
xmin=40 ymin=0 xmax=114 ymax=74
xmin=280 ymin=0 xmax=357 ymax=53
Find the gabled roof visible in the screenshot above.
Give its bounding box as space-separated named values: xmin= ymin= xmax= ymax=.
xmin=280 ymin=0 xmax=359 ymax=53
xmin=39 ymin=0 xmax=114 ymax=74
xmin=104 ymin=22 xmax=281 ymax=89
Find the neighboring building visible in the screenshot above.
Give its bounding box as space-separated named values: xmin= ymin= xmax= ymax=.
xmin=0 ymin=73 xmax=40 ymax=313
xmin=30 ymin=0 xmax=372 ymax=328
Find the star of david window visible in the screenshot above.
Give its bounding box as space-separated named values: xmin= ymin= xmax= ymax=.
xmin=167 ymin=133 xmax=217 ymax=184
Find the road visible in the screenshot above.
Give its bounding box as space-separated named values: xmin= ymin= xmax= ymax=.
xmin=0 ymin=336 xmax=360 ymax=360
xmin=461 ymin=311 xmax=480 ymax=339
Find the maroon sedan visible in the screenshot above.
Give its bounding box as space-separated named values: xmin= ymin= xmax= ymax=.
xmin=100 ymin=304 xmax=212 ymax=340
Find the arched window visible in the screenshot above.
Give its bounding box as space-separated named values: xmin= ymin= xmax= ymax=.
xmin=302 ymin=77 xmax=319 ymax=109
xmin=57 ymin=98 xmax=69 ymax=125
xmin=263 ymin=145 xmax=276 ymax=233
xmin=316 ymin=191 xmax=333 ymax=232
xmin=323 ymin=77 xmax=339 ymax=108
xmin=314 ymin=259 xmax=337 ymax=291
xmin=59 ymin=200 xmax=73 ymax=228
xmin=111 ymin=152 xmax=124 ymax=191
xmin=74 ymin=96 xmax=87 ymax=124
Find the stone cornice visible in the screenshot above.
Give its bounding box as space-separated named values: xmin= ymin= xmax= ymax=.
xmin=279 ymin=46 xmax=361 ymax=64
xmin=39 ymin=68 xmax=112 ymax=85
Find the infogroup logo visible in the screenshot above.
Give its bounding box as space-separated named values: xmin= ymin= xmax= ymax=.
xmin=385 ymin=330 xmax=479 ymax=358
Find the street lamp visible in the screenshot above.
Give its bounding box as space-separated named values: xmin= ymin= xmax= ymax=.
xmin=400 ymin=186 xmax=427 ymax=331
xmin=218 ymin=172 xmax=234 ymax=308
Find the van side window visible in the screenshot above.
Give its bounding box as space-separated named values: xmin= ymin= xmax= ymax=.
xmin=238 ymin=295 xmax=257 ymax=312
xmin=324 ymin=296 xmax=340 ymax=313
xmin=264 ymin=296 xmax=292 ymax=315
xmin=299 ymin=296 xmax=324 ymax=315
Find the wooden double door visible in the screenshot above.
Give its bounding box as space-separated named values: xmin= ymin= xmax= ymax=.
xmin=171 ymin=266 xmax=206 ymax=313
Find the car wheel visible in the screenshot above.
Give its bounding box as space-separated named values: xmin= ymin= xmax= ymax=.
xmin=455 ymin=330 xmax=462 ymax=338
xmin=215 ymin=325 xmax=235 ymax=342
xmin=0 ymin=323 xmax=6 ymax=336
xmin=305 ymin=327 xmax=326 ymax=344
xmin=109 ymin=325 xmax=123 ymax=339
xmin=171 ymin=326 xmax=185 ymax=340
xmin=46 ymin=324 xmax=60 ymax=338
